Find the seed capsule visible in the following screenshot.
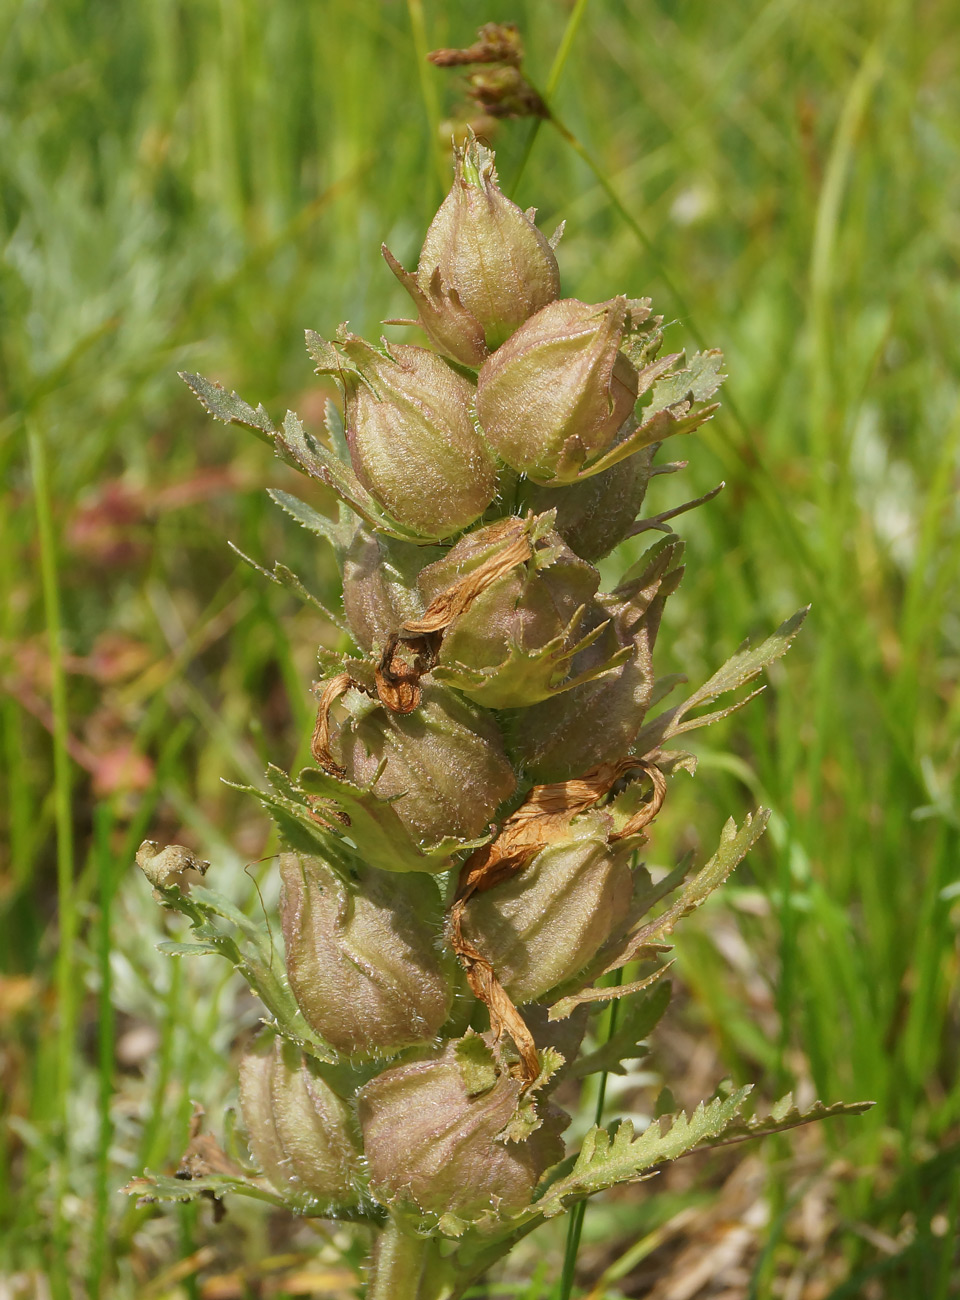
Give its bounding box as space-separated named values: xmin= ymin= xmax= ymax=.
xmin=382 ymin=135 xmax=560 ymax=364
xmin=416 ymin=516 xmax=602 ymax=708
xmin=329 ymin=683 xmax=516 ymax=845
xmin=525 ymin=445 xmax=656 ymax=562
xmin=280 ymin=853 xmax=454 ymax=1057
xmin=358 ymin=1039 xmax=566 ymax=1218
xmin=341 ymin=526 xmax=437 ymax=653
xmin=475 ymin=297 xmax=641 ymax=484
xmin=238 ymin=1029 xmax=362 ymax=1209
xmin=459 ymin=811 xmax=634 ymax=1004
xmin=312 ymin=333 xmax=496 ymax=540
xmin=505 ymin=537 xmax=683 ymax=781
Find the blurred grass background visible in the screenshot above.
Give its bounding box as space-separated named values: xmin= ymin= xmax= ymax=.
xmin=1 ymin=0 xmax=958 ymax=1296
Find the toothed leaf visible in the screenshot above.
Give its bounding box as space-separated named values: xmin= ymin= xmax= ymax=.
xmin=179 ymin=371 xmax=275 ymax=440
xmin=570 ymin=981 xmax=672 ymax=1078
xmin=535 ymin=1087 xmax=753 ymax=1216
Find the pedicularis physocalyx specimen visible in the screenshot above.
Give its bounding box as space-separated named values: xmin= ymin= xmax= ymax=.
xmin=131 ymin=139 xmax=869 ymax=1298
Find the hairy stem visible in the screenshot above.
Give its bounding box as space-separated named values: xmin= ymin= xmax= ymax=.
xmin=366 ymin=1216 xmax=437 ymax=1300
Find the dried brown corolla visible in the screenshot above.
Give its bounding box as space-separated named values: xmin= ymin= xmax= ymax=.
xmin=357 ymin=1036 xmax=566 ymax=1220
xmin=328 ymin=682 xmax=516 ymax=844
xmin=458 ymin=810 xmax=635 ymax=1004
xmin=415 ymin=514 xmax=606 ymax=708
xmin=382 ymin=136 xmax=560 ymax=364
xmin=310 ymin=332 xmax=496 ymax=539
xmin=238 ymin=1029 xmax=362 ymax=1209
xmin=280 ymin=853 xmax=454 ymax=1057
xmin=475 ymin=296 xmax=646 ymax=484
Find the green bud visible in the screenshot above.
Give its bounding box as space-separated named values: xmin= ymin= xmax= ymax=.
xmin=358 ymin=1038 xmax=566 ymax=1219
xmin=383 ymin=136 xmax=560 ymax=363
xmin=460 ymin=812 xmax=634 ymax=1004
xmin=313 ymin=333 xmax=496 ymax=540
xmin=330 ymin=682 xmax=516 ymax=845
xmin=238 ymin=1029 xmax=362 ymax=1210
xmin=475 ymin=297 xmax=642 ymax=484
xmin=342 ymin=526 xmax=438 ymax=653
xmin=416 ymin=516 xmax=602 ymax=708
xmin=280 ymin=853 xmax=454 ymax=1057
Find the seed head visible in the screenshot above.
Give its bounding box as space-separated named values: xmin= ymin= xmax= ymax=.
xmin=311 ymin=332 xmax=496 ymax=539
xmin=357 ymin=1036 xmax=566 ymax=1219
xmin=459 ymin=810 xmax=635 ymax=1004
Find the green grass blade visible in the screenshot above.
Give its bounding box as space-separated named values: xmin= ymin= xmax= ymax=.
xmin=28 ymin=422 xmax=76 ymax=1300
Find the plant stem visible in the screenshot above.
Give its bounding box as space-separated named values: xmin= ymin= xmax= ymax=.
xmin=558 ymin=969 xmax=624 ymax=1299
xmin=512 ymin=0 xmax=592 ymax=192
xmin=89 ymin=801 xmax=116 ymax=1298
xmin=406 ymin=0 xmax=448 ymax=199
xmin=366 ymin=1218 xmax=431 ymax=1300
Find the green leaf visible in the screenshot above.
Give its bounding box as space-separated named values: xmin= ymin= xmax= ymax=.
xmin=155 ymin=940 xmax=223 ymax=957
xmin=636 ymin=607 xmax=809 ymax=750
xmin=498 ymin=1048 xmax=566 ymax=1145
xmin=188 ymin=884 xmax=266 ymax=943
xmin=550 ymin=962 xmax=672 ymax=1021
xmin=628 ymin=811 xmax=770 ymax=951
xmin=147 ymin=863 xmax=335 ymax=1061
xmin=570 ymin=982 xmax=672 ymax=1079
xmin=304 ymin=328 xmax=343 ymax=373
xmin=273 ymin=408 xmax=422 ymax=541
xmin=297 ymin=765 xmax=492 ymax=874
xmin=431 ymin=619 xmax=629 ymax=710
xmin=696 ymin=1093 xmax=875 ymax=1151
xmin=647 ymin=349 xmax=726 ymax=415
xmin=673 ymin=606 xmax=809 ymax=730
xmin=224 ymin=775 xmax=341 ymax=860
xmin=455 ymin=1032 xmax=498 ymax=1097
xmin=324 ymin=396 xmax=350 ymax=463
xmin=124 ymin=1169 xmax=286 ymax=1210
xmin=228 ymin=543 xmax=351 ymax=635
xmin=549 ymin=812 xmax=769 ymax=1016
xmin=179 ymin=371 xmax=274 ymax=441
xmin=574 ymin=402 xmax=720 ymax=481
xmin=535 ymin=1087 xmax=753 ymax=1217
xmin=267 ymin=490 xmax=358 ymax=567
